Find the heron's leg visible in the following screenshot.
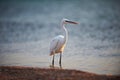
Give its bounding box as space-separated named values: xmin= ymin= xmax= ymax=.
xmin=59 ymin=52 xmax=62 ymax=67
xmin=52 ymin=52 xmax=55 ymax=66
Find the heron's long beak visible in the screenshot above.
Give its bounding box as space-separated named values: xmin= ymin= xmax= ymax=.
xmin=66 ymin=20 xmax=79 ymax=24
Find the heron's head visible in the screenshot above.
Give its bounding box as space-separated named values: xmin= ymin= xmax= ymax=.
xmin=62 ymin=18 xmax=78 ymax=24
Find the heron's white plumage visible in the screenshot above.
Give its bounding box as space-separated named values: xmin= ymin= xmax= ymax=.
xmin=50 ymin=35 xmax=65 ymax=55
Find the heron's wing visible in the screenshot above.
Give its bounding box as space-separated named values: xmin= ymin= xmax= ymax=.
xmin=50 ymin=39 xmax=59 ymax=50
xmin=49 ymin=35 xmax=64 ymax=55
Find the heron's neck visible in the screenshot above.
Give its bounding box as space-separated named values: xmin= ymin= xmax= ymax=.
xmin=62 ymin=23 xmax=68 ymax=44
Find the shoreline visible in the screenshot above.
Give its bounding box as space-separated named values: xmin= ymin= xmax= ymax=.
xmin=0 ymin=66 xmax=120 ymax=80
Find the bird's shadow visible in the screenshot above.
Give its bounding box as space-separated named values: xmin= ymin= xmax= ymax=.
xmin=49 ymin=64 xmax=62 ymax=69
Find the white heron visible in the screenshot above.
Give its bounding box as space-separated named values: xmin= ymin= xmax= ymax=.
xmin=49 ymin=18 xmax=78 ymax=67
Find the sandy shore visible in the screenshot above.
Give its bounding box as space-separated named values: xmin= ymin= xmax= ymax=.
xmin=0 ymin=66 xmax=120 ymax=80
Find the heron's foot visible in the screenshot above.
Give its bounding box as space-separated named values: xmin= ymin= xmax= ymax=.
xmin=50 ymin=60 xmax=54 ymax=68
xmin=50 ymin=64 xmax=54 ymax=68
xmin=59 ymin=63 xmax=62 ymax=69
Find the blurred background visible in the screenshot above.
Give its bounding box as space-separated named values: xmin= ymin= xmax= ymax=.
xmin=0 ymin=0 xmax=120 ymax=75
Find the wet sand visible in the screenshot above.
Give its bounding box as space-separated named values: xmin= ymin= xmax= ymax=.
xmin=0 ymin=66 xmax=120 ymax=80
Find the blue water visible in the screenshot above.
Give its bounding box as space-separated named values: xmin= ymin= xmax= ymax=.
xmin=0 ymin=0 xmax=120 ymax=75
